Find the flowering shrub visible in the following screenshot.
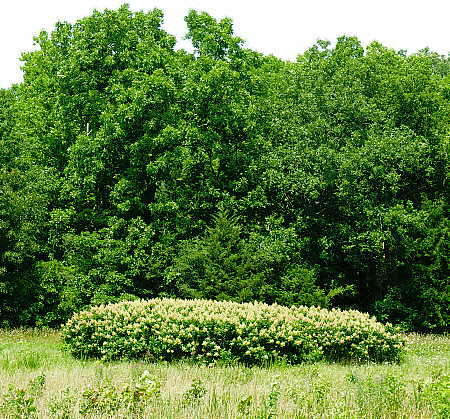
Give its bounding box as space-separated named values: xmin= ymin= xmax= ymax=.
xmin=62 ymin=298 xmax=405 ymax=364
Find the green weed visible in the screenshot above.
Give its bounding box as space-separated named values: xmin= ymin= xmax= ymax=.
xmin=0 ymin=374 xmax=45 ymax=419
xmin=182 ymin=378 xmax=208 ymax=406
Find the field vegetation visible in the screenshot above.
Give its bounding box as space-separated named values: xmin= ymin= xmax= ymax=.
xmin=0 ymin=330 xmax=448 ymax=418
xmin=0 ymin=4 xmax=448 ymax=416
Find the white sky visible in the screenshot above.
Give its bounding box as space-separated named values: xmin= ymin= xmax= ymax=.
xmin=1 ymin=0 xmax=449 ymax=88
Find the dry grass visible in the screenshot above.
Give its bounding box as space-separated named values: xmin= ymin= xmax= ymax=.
xmin=0 ymin=329 xmax=448 ymax=418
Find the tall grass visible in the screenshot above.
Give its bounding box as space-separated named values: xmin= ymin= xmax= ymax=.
xmin=0 ymin=330 xmax=448 ymax=418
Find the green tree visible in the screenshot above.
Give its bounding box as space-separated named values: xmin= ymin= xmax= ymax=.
xmin=1 ymin=6 xmax=448 ymax=330
xmin=167 ymin=210 xmax=332 ymax=307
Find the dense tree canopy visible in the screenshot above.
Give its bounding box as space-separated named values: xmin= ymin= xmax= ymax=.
xmin=0 ymin=5 xmax=448 ymax=331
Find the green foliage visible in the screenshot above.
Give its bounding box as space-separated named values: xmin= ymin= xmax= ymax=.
xmin=62 ymin=298 xmax=405 ymax=364
xmin=0 ymin=167 xmax=59 ymax=326
xmin=167 ymin=211 xmax=332 ymax=307
xmin=79 ymin=370 xmax=161 ymax=416
xmin=182 ymin=379 xmax=207 ymax=406
xmin=237 ymin=395 xmax=253 ymax=415
xmin=255 ymin=36 xmax=449 ymax=331
xmin=0 ymin=88 xmax=18 ymax=168
xmin=0 ymin=4 xmax=448 ymax=331
xmin=47 ymin=388 xmax=75 ymax=419
xmin=261 ymin=380 xmax=281 ymax=418
xmin=420 ymin=373 xmax=450 ymax=419
xmin=185 ymin=10 xmax=243 ymax=60
xmin=0 ymin=374 xmax=45 ymax=419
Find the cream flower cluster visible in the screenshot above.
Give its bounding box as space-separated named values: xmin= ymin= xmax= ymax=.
xmin=62 ymin=298 xmax=405 ymax=364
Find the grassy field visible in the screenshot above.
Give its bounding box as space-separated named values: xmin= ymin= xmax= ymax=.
xmin=0 ymin=330 xmax=448 ymax=418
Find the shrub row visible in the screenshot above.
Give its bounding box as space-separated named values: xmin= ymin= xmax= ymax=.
xmin=62 ymin=298 xmax=405 ymax=364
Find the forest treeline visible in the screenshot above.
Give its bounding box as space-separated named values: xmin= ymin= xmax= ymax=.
xmin=0 ymin=5 xmax=448 ymax=331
